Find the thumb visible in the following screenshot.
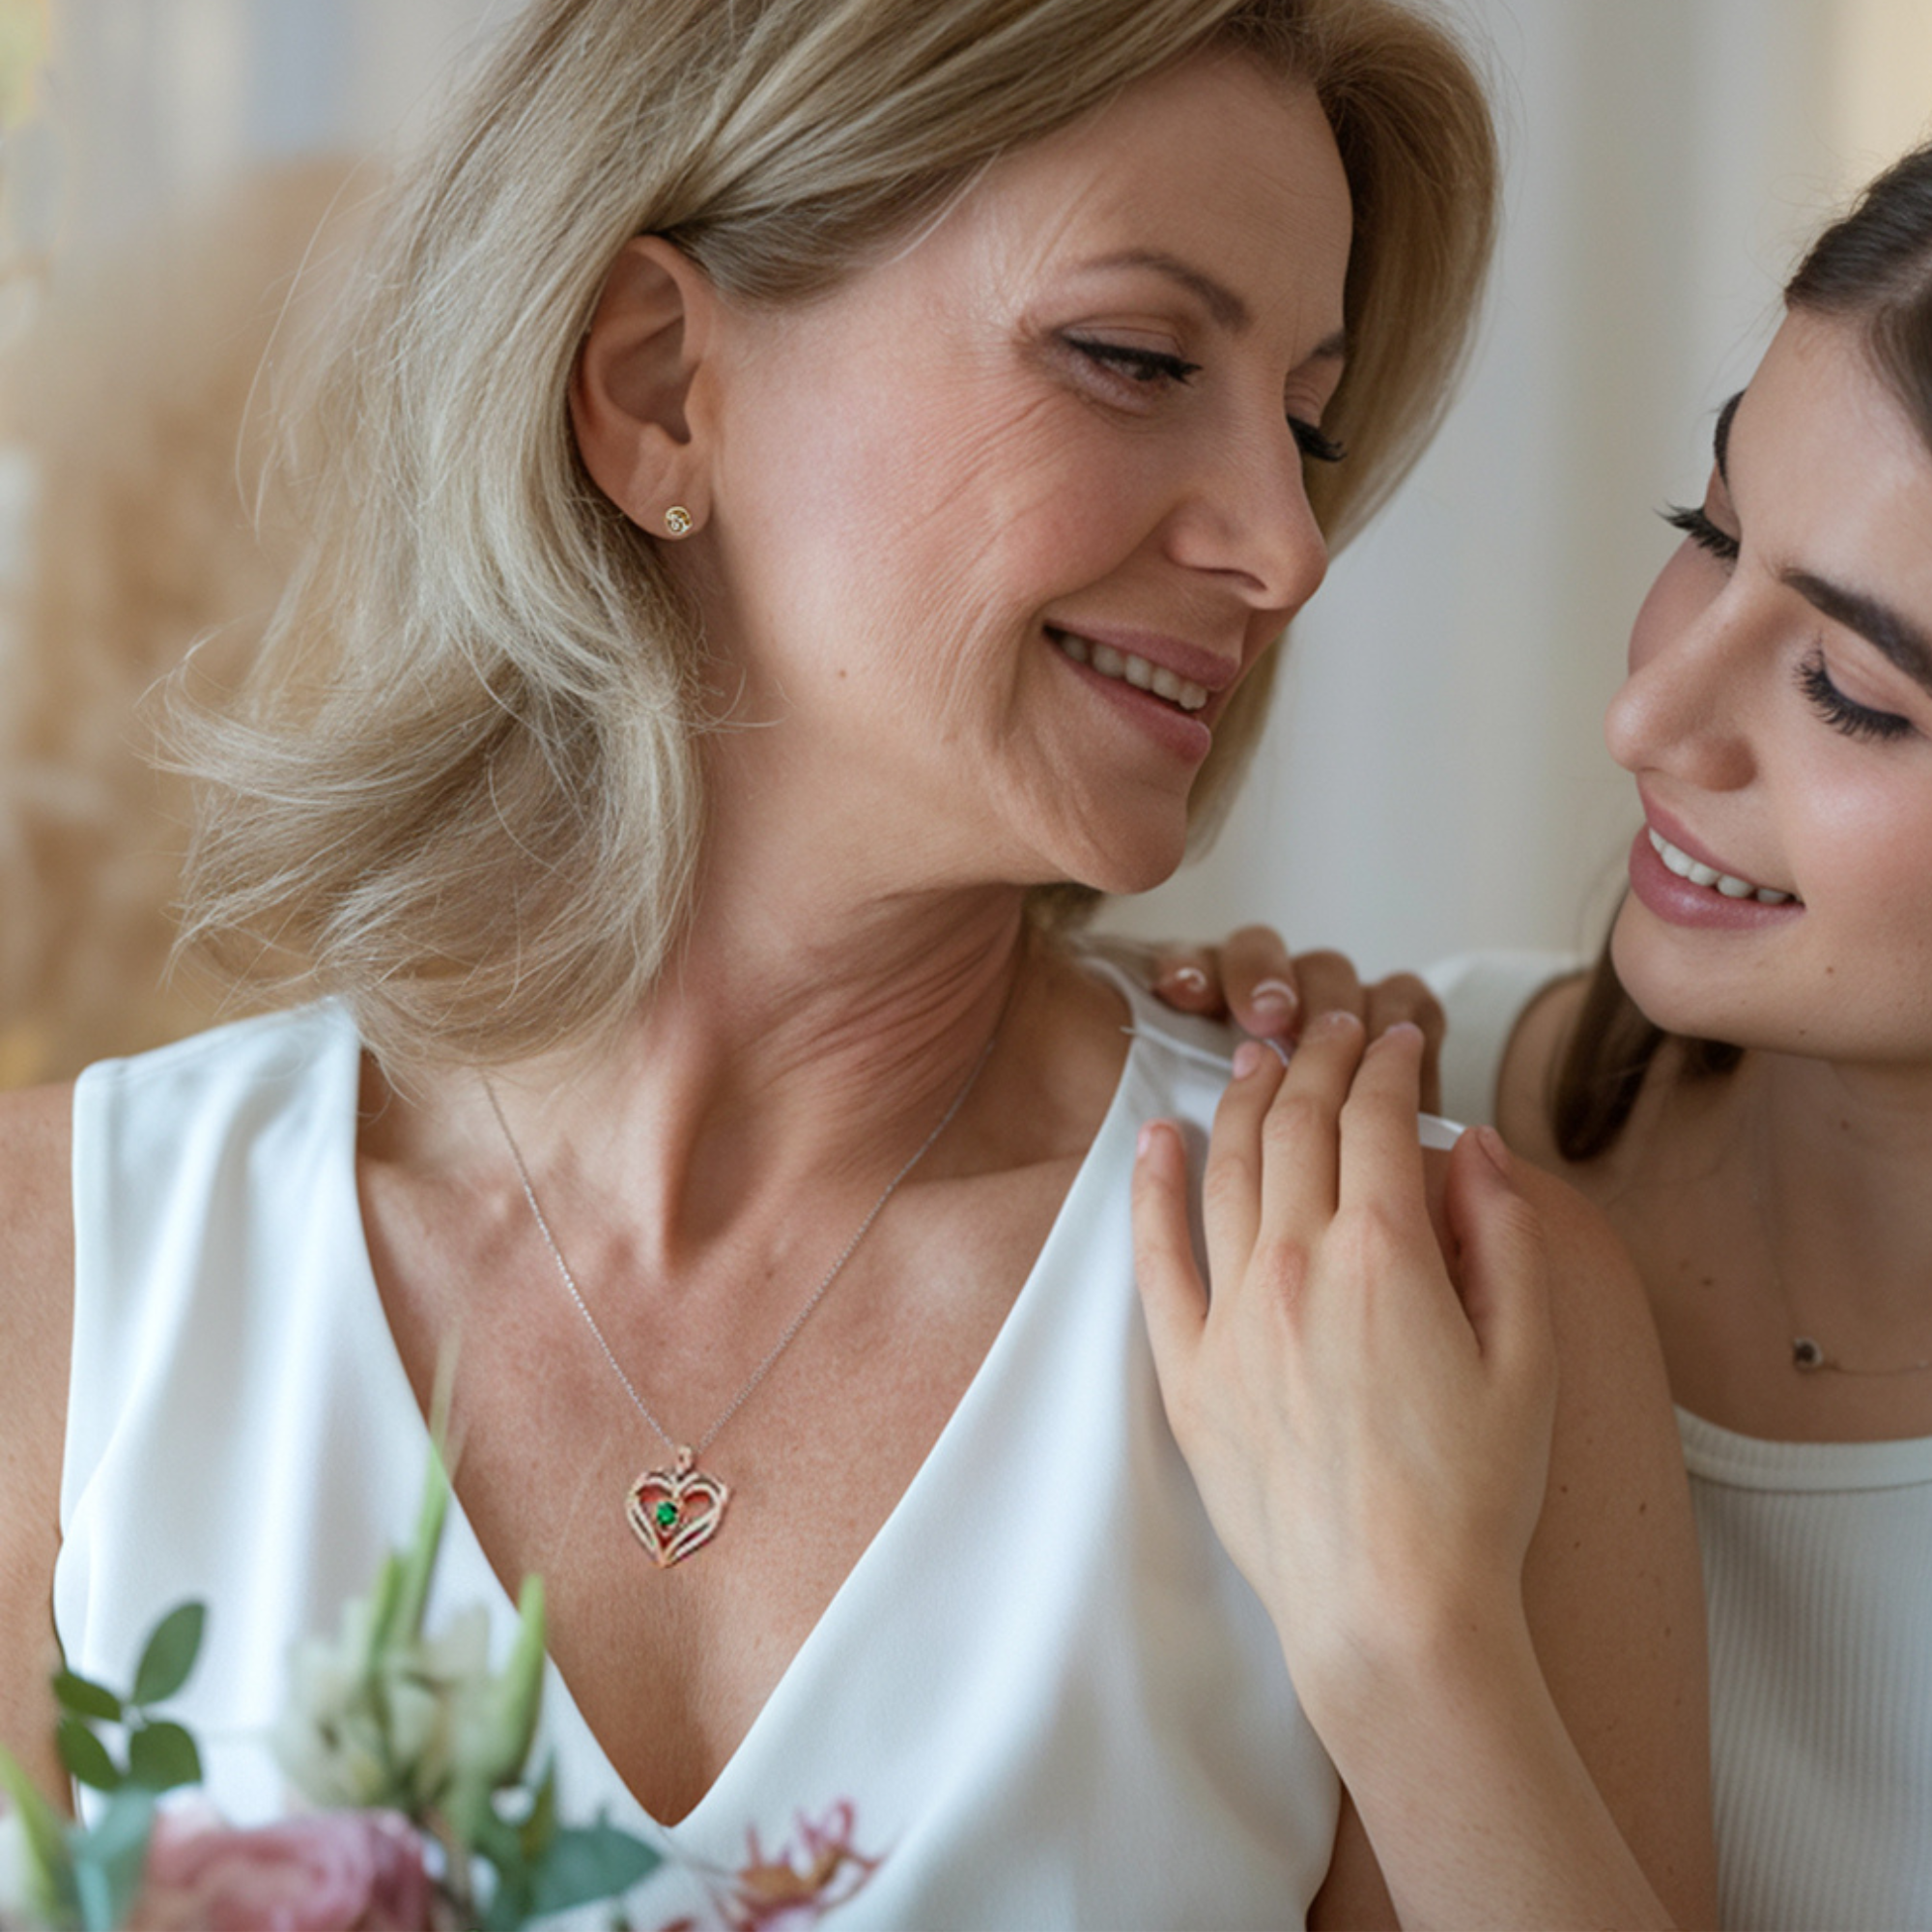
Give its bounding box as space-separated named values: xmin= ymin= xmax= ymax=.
xmin=1443 ymin=1126 xmax=1552 ymax=1377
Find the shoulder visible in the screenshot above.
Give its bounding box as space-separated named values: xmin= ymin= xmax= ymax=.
xmin=0 ymin=1081 xmax=75 ymax=1788
xmin=1512 ymin=1152 xmax=1718 ymax=1922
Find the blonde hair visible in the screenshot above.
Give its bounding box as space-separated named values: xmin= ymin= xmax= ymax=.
xmin=176 ymin=0 xmax=1498 ymax=1073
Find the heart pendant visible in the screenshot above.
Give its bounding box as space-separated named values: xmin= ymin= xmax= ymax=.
xmin=626 ymin=1446 xmax=730 ymax=1566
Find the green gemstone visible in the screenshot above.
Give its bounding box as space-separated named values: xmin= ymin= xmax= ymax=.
xmin=654 ymin=1500 xmax=679 ymax=1529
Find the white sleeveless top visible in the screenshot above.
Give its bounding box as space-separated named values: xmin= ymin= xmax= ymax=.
xmin=58 ymin=967 xmax=1337 ymax=1930
xmin=1430 ymin=950 xmax=1932 ymax=1931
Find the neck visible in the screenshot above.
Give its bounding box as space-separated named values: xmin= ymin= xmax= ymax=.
xmin=1722 ymin=1049 xmax=1932 ymax=1347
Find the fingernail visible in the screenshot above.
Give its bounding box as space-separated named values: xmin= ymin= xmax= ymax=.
xmin=1474 ymin=1124 xmax=1513 ymax=1176
xmin=1137 ymin=1122 xmax=1162 ymax=1159
xmin=1158 ymin=964 xmax=1209 ymax=998
xmin=1250 ymin=978 xmax=1298 ymax=1026
xmin=1232 ymin=1039 xmax=1269 ymax=1078
xmin=1380 ymin=1021 xmax=1425 ymax=1046
xmin=1262 ymin=1036 xmax=1293 ymax=1069
xmin=1310 ymin=1009 xmax=1362 ymax=1038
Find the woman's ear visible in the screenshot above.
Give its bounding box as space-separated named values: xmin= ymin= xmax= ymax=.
xmin=570 ymin=236 xmax=719 ymax=537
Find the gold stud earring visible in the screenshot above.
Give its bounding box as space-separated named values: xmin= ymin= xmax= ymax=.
xmin=663 ymin=505 xmax=694 ymax=537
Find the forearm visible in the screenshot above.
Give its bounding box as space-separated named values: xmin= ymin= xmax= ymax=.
xmin=1308 ymin=1612 xmax=1671 ymax=1931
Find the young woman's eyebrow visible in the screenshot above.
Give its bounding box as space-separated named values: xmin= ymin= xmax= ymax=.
xmin=1787 ymin=567 xmax=1932 ymax=696
xmin=1713 ymin=389 xmax=1744 ymax=482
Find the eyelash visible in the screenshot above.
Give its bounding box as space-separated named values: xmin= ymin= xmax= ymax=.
xmin=1795 ymin=653 xmax=1913 ymax=743
xmin=1662 ymin=506 xmax=1916 ymax=743
xmin=1065 ymin=336 xmax=1347 ymax=464
xmin=1662 ymin=502 xmax=1739 ymax=562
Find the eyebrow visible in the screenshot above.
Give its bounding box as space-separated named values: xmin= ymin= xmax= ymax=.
xmin=1077 ymin=247 xmax=1348 ymax=360
xmin=1785 ymin=568 xmax=1932 ymax=696
xmin=1714 ymin=387 xmax=1932 ymax=693
xmin=1713 ymin=389 xmax=1743 ymax=481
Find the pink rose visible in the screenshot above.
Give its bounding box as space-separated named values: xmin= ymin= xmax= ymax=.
xmin=126 ymin=1806 xmax=434 ymax=1932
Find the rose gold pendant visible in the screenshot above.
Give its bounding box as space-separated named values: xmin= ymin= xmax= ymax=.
xmin=626 ymin=1446 xmax=730 ymax=1567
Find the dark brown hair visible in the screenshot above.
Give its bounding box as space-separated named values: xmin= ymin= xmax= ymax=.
xmin=1552 ymin=141 xmax=1932 ymax=1161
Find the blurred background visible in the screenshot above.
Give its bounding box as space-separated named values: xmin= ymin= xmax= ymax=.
xmin=1 ymin=0 xmax=1929 ymax=1081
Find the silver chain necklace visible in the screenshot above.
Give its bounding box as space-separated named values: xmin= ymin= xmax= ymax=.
xmin=485 ymin=1030 xmax=998 ymax=1566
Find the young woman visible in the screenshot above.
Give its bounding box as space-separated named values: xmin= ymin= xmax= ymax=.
xmin=1149 ymin=140 xmax=1932 ymax=1930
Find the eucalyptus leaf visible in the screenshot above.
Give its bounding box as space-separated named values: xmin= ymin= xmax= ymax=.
xmin=55 ymin=1718 xmax=121 ymax=1794
xmin=50 ymin=1671 xmax=122 ymax=1724
xmin=526 ymin=1820 xmax=662 ymax=1920
xmin=130 ymin=1603 xmax=206 ymax=1708
xmin=126 ymin=1719 xmax=202 ymax=1792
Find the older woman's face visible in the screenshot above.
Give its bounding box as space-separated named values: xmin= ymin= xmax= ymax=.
xmin=692 ymin=55 xmax=1351 ymax=895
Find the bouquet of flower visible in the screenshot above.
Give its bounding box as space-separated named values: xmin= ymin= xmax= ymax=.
xmin=0 ymin=1454 xmax=660 ymax=1931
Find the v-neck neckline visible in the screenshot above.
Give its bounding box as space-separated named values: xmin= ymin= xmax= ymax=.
xmin=333 ymin=962 xmax=1154 ymax=1834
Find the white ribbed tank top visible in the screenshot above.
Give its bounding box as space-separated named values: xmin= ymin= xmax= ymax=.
xmin=57 ymin=966 xmax=1337 ymax=1930
xmin=1431 ymin=950 xmax=1932 ymax=1931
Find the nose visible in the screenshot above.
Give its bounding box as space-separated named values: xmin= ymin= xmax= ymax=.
xmin=1166 ymin=419 xmax=1330 ymax=615
xmin=1604 ymin=564 xmax=1756 ymax=793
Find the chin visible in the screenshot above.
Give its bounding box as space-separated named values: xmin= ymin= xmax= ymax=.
xmin=1608 ymin=908 xmax=1758 ymax=1050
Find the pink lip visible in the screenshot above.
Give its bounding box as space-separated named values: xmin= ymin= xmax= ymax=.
xmin=1043 ymin=622 xmax=1242 ymax=696
xmin=1638 ymin=794 xmax=1763 ymax=884
xmin=1626 ymin=809 xmax=1804 ymax=933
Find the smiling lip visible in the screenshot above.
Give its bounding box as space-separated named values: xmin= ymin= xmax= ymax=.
xmin=1045 ymin=622 xmax=1243 ymax=763
xmin=1627 ymin=800 xmax=1804 ymax=932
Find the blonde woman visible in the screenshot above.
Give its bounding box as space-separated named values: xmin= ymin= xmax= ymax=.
xmin=0 ymin=1 xmax=1712 ymax=1922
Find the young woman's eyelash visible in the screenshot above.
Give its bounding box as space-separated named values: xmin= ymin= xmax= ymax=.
xmin=1796 ymin=651 xmax=1913 ymax=743
xmin=1662 ymin=502 xmax=1740 ymax=562
xmin=1292 ymin=420 xmax=1346 ymax=465
xmin=1065 ymin=337 xmax=1201 ymax=385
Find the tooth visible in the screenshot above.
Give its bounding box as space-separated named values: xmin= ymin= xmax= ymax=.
xmin=1151 ymin=667 xmax=1183 ymax=701
xmin=1755 ymin=888 xmax=1792 ymax=905
xmin=1092 ymin=643 xmax=1124 ymax=678
xmin=1123 ymin=654 xmax=1153 ymax=692
xmin=1059 ymin=632 xmax=1090 ymax=665
xmin=1716 ymin=874 xmax=1754 ymax=897
xmin=1179 ymin=682 xmax=1208 ymax=711
xmin=1660 ymin=843 xmax=1694 ymax=879
xmin=1649 ymin=829 xmax=1667 ymax=856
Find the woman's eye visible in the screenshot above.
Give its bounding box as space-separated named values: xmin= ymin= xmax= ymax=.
xmin=1291 ymin=419 xmax=1346 ymax=465
xmin=1065 ymin=336 xmax=1202 ymax=387
xmin=1796 ymin=652 xmax=1914 ymax=743
xmin=1662 ymin=502 xmax=1740 ymax=563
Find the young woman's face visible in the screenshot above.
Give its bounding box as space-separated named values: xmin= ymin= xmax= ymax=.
xmin=688 ymin=54 xmax=1351 ymax=895
xmin=1606 ymin=309 xmax=1932 ymax=1064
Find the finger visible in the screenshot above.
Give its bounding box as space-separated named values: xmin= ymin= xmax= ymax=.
xmin=1333 ymin=1021 xmax=1432 ymax=1233
xmin=1256 ymin=1009 xmax=1365 ymax=1237
xmin=1442 ymin=1127 xmax=1553 ymax=1375
xmin=1200 ymin=1038 xmax=1289 ymax=1279
xmin=1149 ymin=944 xmax=1220 ymax=1013
xmin=1219 ymin=925 xmax=1299 ymax=1037
xmin=1289 ymin=950 xmax=1369 ymax=1033
xmin=1132 ymin=1119 xmax=1211 ymax=1386
xmin=1363 ymin=972 xmax=1447 ymax=1114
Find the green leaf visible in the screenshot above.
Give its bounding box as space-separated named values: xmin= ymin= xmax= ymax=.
xmin=50 ymin=1672 xmax=122 ymax=1725
xmin=126 ymin=1719 xmax=202 ymax=1792
xmin=130 ymin=1603 xmax=206 ymax=1708
xmin=68 ymin=1785 xmax=156 ymax=1932
xmin=55 ymin=1718 xmax=121 ymax=1794
xmin=526 ymin=1820 xmax=662 ymax=1921
xmin=0 ymin=1740 xmax=76 ymax=1918
xmin=391 ymin=1448 xmax=451 ymax=1646
xmin=518 ymin=1758 xmax=558 ymax=1864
